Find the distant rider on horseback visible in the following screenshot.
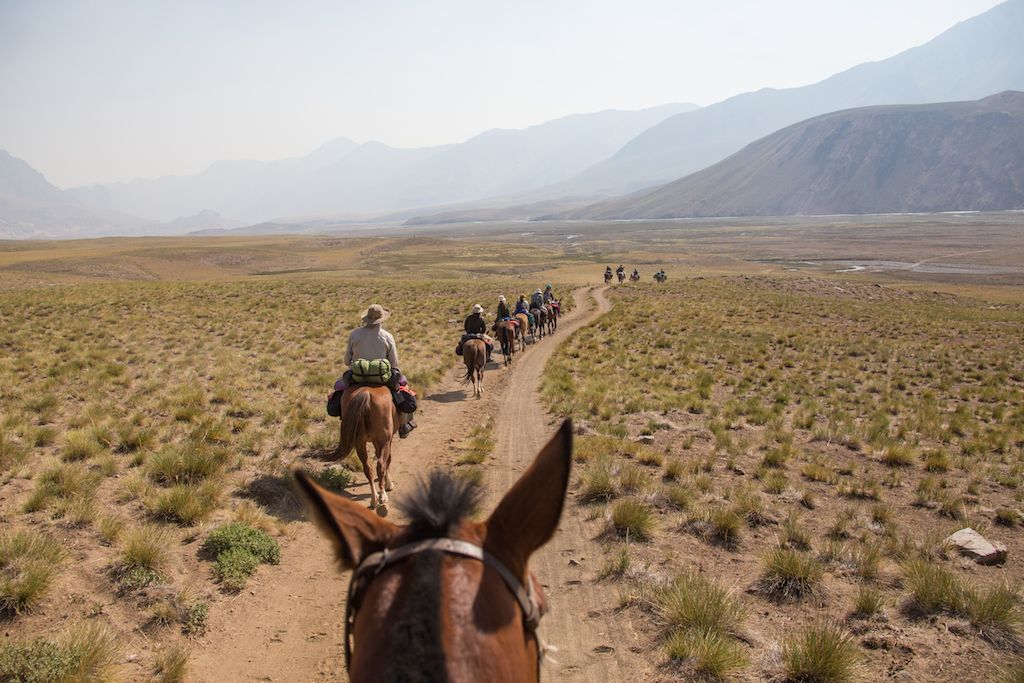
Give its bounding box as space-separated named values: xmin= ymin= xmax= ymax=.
xmin=496 ymin=295 xmax=511 ymax=321
xmin=514 ymin=295 xmax=530 ymax=316
xmin=344 ymin=304 xmax=416 ymax=438
xmin=461 ymin=304 xmax=494 ymax=362
xmin=530 ymin=288 xmax=544 ymax=310
xmin=543 ymin=284 xmax=560 ymax=316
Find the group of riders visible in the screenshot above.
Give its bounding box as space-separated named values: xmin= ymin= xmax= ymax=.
xmin=605 ymin=264 xmax=668 ymax=284
xmin=457 ymin=284 xmax=561 ymax=362
xmin=330 ymin=285 xmax=563 ymax=443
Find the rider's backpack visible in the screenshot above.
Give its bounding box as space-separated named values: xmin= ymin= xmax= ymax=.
xmin=351 ymin=358 xmax=392 ymax=385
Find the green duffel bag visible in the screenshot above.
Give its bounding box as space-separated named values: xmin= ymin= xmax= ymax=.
xmin=351 ymin=358 xmax=392 ymax=385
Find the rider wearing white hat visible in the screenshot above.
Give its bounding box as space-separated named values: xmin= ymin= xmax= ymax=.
xmin=463 ymin=304 xmax=492 ymax=361
xmin=496 ymin=295 xmax=511 ymax=320
xmin=344 ymin=304 xmax=416 ymax=437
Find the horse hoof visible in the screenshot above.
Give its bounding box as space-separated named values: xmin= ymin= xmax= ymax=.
xmin=385 ymin=480 xmax=395 ymax=492
xmin=376 ymin=503 xmax=389 ymax=518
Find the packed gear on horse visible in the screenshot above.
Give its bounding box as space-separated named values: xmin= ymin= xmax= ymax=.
xmin=332 ymin=304 xmax=417 ymax=438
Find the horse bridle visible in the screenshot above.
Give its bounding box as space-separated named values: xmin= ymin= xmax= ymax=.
xmin=344 ymin=537 xmax=546 ymax=673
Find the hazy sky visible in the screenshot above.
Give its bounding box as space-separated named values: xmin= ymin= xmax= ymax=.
xmin=0 ymin=0 xmax=1005 ymax=188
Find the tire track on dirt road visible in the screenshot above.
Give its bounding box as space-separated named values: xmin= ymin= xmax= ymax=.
xmin=191 ymin=287 xmax=614 ymax=682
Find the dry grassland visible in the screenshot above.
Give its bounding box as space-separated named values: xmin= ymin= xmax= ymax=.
xmin=543 ymin=275 xmax=1024 ymax=681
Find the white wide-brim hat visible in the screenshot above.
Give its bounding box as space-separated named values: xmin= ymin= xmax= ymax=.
xmin=472 ymin=304 xmax=484 ymax=314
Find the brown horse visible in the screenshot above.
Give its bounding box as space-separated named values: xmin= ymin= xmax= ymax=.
xmin=495 ymin=320 xmax=517 ymax=366
xmin=335 ymin=385 xmax=397 ymax=514
xmin=513 ymin=313 xmax=529 ymax=350
xmin=544 ymin=304 xmax=557 ymax=335
xmin=461 ymin=338 xmax=486 ymax=398
xmin=529 ymin=307 xmax=546 ymax=341
xmin=295 ymin=421 xmax=572 ymax=683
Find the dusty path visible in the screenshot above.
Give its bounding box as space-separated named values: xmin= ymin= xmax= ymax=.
xmin=487 ymin=286 xmax=650 ymax=682
xmin=191 ymin=286 xmax=639 ymax=682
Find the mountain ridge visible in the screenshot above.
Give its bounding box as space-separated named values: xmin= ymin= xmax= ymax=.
xmin=553 ymin=92 xmax=1024 ymax=220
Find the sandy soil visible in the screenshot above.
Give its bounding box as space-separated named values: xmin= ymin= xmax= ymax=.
xmin=189 ymin=286 xmax=628 ymax=682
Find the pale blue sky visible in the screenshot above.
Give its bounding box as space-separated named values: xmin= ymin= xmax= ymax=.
xmin=0 ymin=0 xmax=1005 ymax=187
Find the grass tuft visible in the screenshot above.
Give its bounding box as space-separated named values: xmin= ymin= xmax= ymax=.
xmin=758 ymin=547 xmax=823 ymax=602
xmin=610 ymin=499 xmax=655 ymax=541
xmin=0 ymin=529 xmax=66 ymax=614
xmin=782 ymin=621 xmax=859 ymax=683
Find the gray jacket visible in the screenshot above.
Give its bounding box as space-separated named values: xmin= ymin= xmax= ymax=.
xmin=346 ymin=323 xmax=399 ymax=368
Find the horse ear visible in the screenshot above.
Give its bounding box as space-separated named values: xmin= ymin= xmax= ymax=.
xmin=294 ymin=470 xmax=398 ymax=568
xmin=486 ymin=420 xmax=572 ymax=574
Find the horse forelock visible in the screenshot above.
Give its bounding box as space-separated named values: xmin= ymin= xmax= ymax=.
xmin=396 ymin=470 xmax=481 ymax=539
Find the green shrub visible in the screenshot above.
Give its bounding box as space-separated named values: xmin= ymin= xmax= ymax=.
xmin=314 ymin=466 xmax=352 ymax=491
xmin=0 ymin=622 xmax=121 ymax=683
xmin=215 ymin=547 xmax=261 ymax=592
xmin=203 ymin=523 xmax=281 ymax=592
xmin=0 ymin=640 xmax=75 ymax=682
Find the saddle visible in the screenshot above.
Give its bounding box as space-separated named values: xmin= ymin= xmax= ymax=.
xmin=456 ymin=333 xmax=493 ymax=356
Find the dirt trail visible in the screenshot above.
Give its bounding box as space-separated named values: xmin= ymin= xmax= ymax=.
xmin=191 ymin=286 xmax=637 ymax=682
xmin=487 ymin=286 xmax=650 ymax=682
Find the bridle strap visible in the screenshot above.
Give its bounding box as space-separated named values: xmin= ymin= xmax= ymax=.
xmin=344 ymin=537 xmax=543 ymax=671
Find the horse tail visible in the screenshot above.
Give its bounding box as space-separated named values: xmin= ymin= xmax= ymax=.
xmin=338 ymin=390 xmax=371 ymax=458
xmin=461 ymin=342 xmax=481 ymax=384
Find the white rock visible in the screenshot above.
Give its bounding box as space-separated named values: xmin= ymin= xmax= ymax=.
xmin=944 ymin=528 xmax=1007 ymax=565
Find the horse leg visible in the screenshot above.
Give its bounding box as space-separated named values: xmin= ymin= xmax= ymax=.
xmin=357 ymin=442 xmax=376 ymax=510
xmin=375 ymin=439 xmax=390 ymax=513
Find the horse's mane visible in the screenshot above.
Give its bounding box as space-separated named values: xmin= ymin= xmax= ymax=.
xmin=396 ymin=471 xmax=481 ymax=538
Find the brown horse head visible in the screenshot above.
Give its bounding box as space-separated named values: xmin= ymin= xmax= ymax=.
xmin=296 ymin=421 xmax=572 ymax=683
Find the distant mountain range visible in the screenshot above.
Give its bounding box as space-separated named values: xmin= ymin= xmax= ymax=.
xmin=0 ymin=149 xmax=155 ymax=239
xmin=553 ymin=92 xmax=1024 ymax=220
xmin=536 ymin=0 xmax=1024 ymax=199
xmin=65 ymin=103 xmax=698 ymax=223
xmin=3 ymin=0 xmax=1024 ymax=238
